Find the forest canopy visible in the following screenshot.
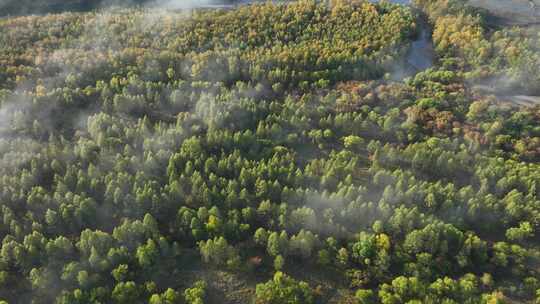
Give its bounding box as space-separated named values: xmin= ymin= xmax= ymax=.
xmin=0 ymin=0 xmax=539 ymax=303
xmin=1 ymin=0 xmax=164 ymax=16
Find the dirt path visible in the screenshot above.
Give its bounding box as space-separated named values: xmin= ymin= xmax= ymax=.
xmin=473 ymin=85 xmax=540 ymax=107
xmin=499 ymin=95 xmax=540 ymax=107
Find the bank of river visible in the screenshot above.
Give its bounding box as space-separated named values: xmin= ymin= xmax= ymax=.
xmin=380 ymin=0 xmax=540 ymax=107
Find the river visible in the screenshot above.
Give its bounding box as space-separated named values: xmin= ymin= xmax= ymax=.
xmin=371 ymin=0 xmax=435 ymax=75
xmin=379 ymin=0 xmax=540 ymax=106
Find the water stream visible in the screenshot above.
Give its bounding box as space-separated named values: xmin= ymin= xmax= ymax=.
xmin=381 ymin=0 xmax=540 ymax=106
xmin=372 ymin=0 xmax=435 ymax=76
xmin=406 ymin=27 xmax=434 ymax=71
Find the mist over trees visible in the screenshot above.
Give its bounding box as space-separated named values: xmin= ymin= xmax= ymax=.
xmin=0 ymin=0 xmax=142 ymax=16
xmin=0 ymin=0 xmax=238 ymax=16
xmin=0 ymin=0 xmax=539 ymax=303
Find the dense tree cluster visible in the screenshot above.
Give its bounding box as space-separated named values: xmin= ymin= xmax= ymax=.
xmin=0 ymin=0 xmax=172 ymax=17
xmin=414 ymin=0 xmax=540 ymax=94
xmin=0 ymin=0 xmax=538 ymax=303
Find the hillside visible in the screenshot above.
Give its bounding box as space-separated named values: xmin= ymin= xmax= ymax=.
xmin=468 ymin=0 xmax=540 ymax=25
xmin=0 ymin=0 xmax=539 ymax=303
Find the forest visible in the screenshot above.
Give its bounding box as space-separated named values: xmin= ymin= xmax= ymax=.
xmin=1 ymin=0 xmax=156 ymax=16
xmin=0 ymin=0 xmax=539 ymax=303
